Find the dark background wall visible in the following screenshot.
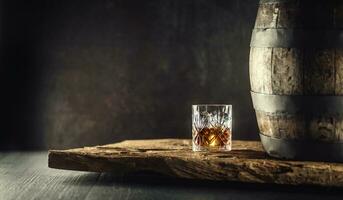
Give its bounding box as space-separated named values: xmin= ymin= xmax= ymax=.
xmin=0 ymin=0 xmax=259 ymax=150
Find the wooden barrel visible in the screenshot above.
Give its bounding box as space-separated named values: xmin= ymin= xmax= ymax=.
xmin=250 ymin=0 xmax=343 ymax=161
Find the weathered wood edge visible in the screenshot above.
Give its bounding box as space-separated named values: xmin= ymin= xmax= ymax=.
xmin=48 ymin=139 xmax=343 ymax=188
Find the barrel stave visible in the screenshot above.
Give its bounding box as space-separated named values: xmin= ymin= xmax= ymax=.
xmin=254 ymin=3 xmax=279 ymax=28
xmin=255 ymin=0 xmax=335 ymax=29
xmin=304 ymin=49 xmax=335 ymax=95
xmin=256 ymin=111 xmax=343 ymax=141
xmin=271 ymin=48 xmax=303 ymax=95
xmin=250 ymin=48 xmax=343 ymax=95
xmin=249 ymin=47 xmax=273 ymax=94
xmin=335 ymin=49 xmax=343 ymax=95
xmin=256 ymin=111 xmax=305 ymax=139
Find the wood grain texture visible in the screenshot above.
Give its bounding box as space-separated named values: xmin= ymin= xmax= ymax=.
xmin=3 ymin=152 xmax=343 ymax=200
xmin=271 ymin=48 xmax=303 ymax=95
xmin=0 ymin=152 xmax=100 ymax=200
xmin=250 ymin=49 xmax=343 ymax=140
xmin=304 ymin=49 xmax=335 ymax=95
xmin=254 ymin=2 xmax=279 ymax=28
xmin=255 ymin=111 xmax=343 ymax=141
xmin=249 ymin=47 xmax=272 ymax=94
xmin=335 ymin=50 xmax=343 ymax=95
xmin=254 ymin=0 xmax=340 ymax=29
xmin=250 ymin=0 xmax=343 ymax=142
xmin=49 ymin=139 xmax=343 ymax=187
xmin=255 ymin=111 xmax=305 ymax=139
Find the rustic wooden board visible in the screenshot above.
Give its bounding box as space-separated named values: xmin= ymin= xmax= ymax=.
xmin=49 ymin=139 xmax=343 ymax=187
xmin=4 ymin=152 xmax=343 ymax=200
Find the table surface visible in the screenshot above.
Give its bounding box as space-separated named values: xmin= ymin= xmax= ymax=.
xmin=1 ymin=152 xmax=343 ymax=200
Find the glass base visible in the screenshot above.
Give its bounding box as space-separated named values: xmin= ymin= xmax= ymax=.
xmin=192 ymin=143 xmax=232 ymax=152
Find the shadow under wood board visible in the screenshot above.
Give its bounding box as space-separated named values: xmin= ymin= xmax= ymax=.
xmin=48 ymin=139 xmax=343 ymax=188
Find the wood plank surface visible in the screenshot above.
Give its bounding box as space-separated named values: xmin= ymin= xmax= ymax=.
xmin=49 ymin=139 xmax=343 ymax=188
xmin=0 ymin=152 xmax=100 ymax=200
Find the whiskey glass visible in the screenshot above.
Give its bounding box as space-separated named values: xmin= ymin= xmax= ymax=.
xmin=192 ymin=104 xmax=232 ymax=152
